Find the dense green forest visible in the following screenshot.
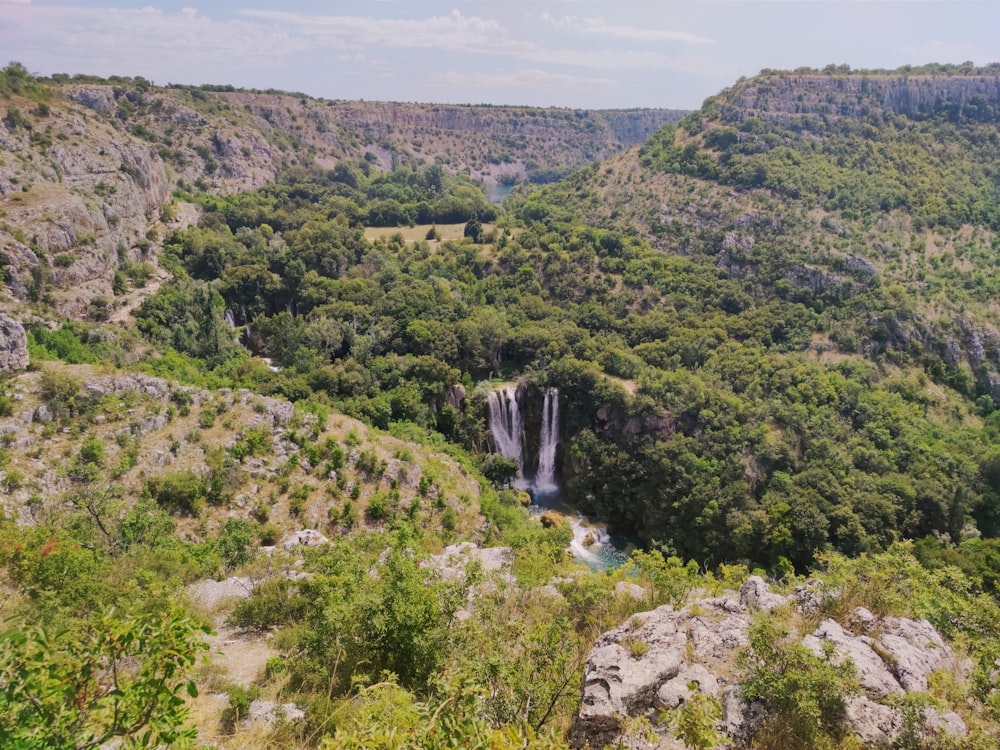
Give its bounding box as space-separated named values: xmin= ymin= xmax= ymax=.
xmin=122 ymin=144 xmax=1000 ymax=572
xmin=8 ymin=65 xmax=1000 ymax=748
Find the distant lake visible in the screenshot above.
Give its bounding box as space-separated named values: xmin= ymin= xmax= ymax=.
xmin=485 ymin=184 xmax=516 ymax=203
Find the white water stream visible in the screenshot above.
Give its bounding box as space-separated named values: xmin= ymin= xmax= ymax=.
xmin=486 ymin=384 xmax=627 ymax=568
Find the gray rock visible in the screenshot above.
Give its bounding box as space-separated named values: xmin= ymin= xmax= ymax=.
xmin=656 ymin=664 xmax=719 ymax=709
xmin=802 ymin=619 xmax=902 ymax=698
xmin=923 ymin=707 xmax=967 ymax=739
xmin=571 ymin=578 xmax=969 ymax=750
xmin=792 ymin=581 xmax=823 ymax=614
xmin=0 ymin=316 xmax=28 ymax=371
xmin=281 ymin=529 xmax=329 ymax=551
xmin=245 ymin=699 xmax=305 ymax=726
xmin=573 ymin=611 xmax=687 ymax=749
xmin=424 ymin=542 xmax=513 ymax=582
xmin=67 ymin=86 xmax=116 ymax=112
xmin=445 ymin=383 xmax=466 ymax=409
xmin=722 ymin=686 xmax=765 ymax=744
xmin=686 ymin=614 xmax=749 ymax=660
xmin=874 ymin=616 xmax=953 ymax=693
xmin=739 ymin=576 xmax=787 ymax=611
xmin=845 ymin=695 xmax=903 ymax=747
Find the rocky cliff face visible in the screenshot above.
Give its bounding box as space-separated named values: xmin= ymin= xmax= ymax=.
xmin=0 ymin=79 xmax=683 ymax=319
xmin=572 ymin=577 xmax=968 ymax=749
xmin=720 ymin=73 xmax=1000 ymax=123
xmin=0 ymin=315 xmax=28 ymax=371
xmin=0 ymin=99 xmax=171 ymax=316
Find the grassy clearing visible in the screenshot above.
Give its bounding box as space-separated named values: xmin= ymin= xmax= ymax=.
xmin=363 ymin=222 xmax=495 ymax=244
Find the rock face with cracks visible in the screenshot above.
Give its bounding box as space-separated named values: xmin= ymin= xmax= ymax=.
xmin=571 ymin=577 xmax=967 ymax=749
xmin=0 ymin=316 xmax=28 ymax=371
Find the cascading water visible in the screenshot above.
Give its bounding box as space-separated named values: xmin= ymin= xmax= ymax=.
xmin=224 ymin=309 xmax=236 ymax=329
xmin=486 ymin=386 xmax=524 ymax=479
xmin=485 ymin=383 xmax=630 ymax=569
xmin=535 ymin=388 xmax=559 ymax=493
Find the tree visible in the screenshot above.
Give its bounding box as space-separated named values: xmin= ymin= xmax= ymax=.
xmin=480 ymin=454 xmax=520 ymax=489
xmin=0 ymin=608 xmax=210 ymax=749
xmin=464 ymin=216 xmax=483 ymax=243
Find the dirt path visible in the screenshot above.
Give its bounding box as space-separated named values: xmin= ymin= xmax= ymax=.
xmin=204 ymin=621 xmax=275 ymax=687
xmin=109 ymin=271 xmax=167 ymax=323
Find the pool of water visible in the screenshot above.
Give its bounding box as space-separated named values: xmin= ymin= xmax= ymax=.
xmin=485 ymin=184 xmax=516 ymax=203
xmin=528 ymin=487 xmax=633 ymax=570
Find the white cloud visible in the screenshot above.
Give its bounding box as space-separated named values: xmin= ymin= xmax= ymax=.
xmin=431 ymin=68 xmax=617 ymax=90
xmin=240 ymin=9 xmax=502 ymax=52
xmin=240 ymin=8 xmax=672 ymax=71
xmin=0 ymin=5 xmax=302 ymax=76
xmin=542 ymin=13 xmax=714 ymax=45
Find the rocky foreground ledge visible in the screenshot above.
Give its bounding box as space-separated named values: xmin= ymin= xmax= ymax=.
xmin=572 ymin=577 xmax=967 ymax=749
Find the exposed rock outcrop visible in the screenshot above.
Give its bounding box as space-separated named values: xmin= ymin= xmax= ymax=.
xmin=281 ymin=529 xmax=330 ymax=551
xmin=723 ymin=73 xmax=1000 ymax=124
xmin=571 ymin=578 xmax=967 ymax=750
xmin=424 ymin=541 xmax=514 ymax=582
xmin=0 ymin=316 xmax=29 ymax=371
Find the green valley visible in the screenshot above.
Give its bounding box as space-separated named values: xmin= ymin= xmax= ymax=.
xmin=4 ymin=61 xmax=1000 ymax=749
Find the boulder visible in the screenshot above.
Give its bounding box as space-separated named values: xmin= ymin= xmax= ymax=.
xmin=739 ymin=575 xmax=787 ymax=611
xmin=571 ymin=577 xmax=969 ymax=750
xmin=845 ymin=695 xmax=903 ymax=747
xmin=245 ymin=699 xmax=305 ymax=726
xmin=281 ymin=529 xmax=329 ymax=551
xmin=0 ymin=315 xmax=28 ymax=371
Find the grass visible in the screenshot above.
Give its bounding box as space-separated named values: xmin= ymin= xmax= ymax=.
xmin=363 ymin=222 xmax=496 ymax=245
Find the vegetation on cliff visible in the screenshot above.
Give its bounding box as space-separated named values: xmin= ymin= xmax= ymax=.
xmin=6 ymin=63 xmax=1000 ymax=747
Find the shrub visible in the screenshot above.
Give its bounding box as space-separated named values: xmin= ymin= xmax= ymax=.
xmin=229 ymin=578 xmax=306 ymax=632
xmin=737 ymin=612 xmax=858 ymax=749
xmin=78 ymin=436 xmax=103 ymax=466
xmin=0 ymin=608 xmax=209 ymax=748
xmin=145 ymin=471 xmax=206 ymax=515
xmin=221 ymin=684 xmax=260 ymax=732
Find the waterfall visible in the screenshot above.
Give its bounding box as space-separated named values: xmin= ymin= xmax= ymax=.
xmin=486 ymin=386 xmax=524 ymax=477
xmin=224 ymin=308 xmax=236 ymax=329
xmin=536 ymin=387 xmax=559 ymax=492
xmin=486 ymin=385 xmax=559 ymax=492
xmin=486 ymin=383 xmax=625 ymax=569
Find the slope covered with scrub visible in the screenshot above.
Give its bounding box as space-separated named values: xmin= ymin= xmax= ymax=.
xmin=6 ymin=63 xmax=1000 ymax=749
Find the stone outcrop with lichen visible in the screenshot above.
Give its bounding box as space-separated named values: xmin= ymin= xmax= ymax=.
xmin=571 ymin=577 xmax=968 ymax=750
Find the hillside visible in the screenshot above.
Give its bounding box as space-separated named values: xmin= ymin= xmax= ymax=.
xmin=0 ymin=64 xmax=683 ymax=318
xmin=7 ymin=62 xmax=1000 ymax=749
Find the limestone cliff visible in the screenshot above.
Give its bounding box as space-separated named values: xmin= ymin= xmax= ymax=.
xmin=0 ymin=76 xmax=683 ymax=318
xmin=718 ymin=71 xmax=1000 ymax=123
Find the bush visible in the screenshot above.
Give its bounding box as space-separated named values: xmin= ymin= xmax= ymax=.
xmin=221 ymin=684 xmax=260 ymax=732
xmin=229 ymin=578 xmax=306 ymax=632
xmin=78 ymin=436 xmax=103 ymax=466
xmin=146 ymin=471 xmax=206 ymax=515
xmin=0 ymin=608 xmax=209 ymax=748
xmin=737 ymin=612 xmax=858 ymax=749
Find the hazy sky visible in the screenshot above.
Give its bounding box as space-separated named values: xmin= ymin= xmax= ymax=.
xmin=1 ymin=1 xmax=998 ymax=109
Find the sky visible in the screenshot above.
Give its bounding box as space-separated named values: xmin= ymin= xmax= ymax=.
xmin=1 ymin=1 xmax=999 ymax=109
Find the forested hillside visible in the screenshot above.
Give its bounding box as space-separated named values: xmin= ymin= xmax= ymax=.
xmin=6 ymin=63 xmax=1000 ymax=749
xmin=0 ymin=63 xmax=683 ymax=316
xmin=509 ymin=65 xmax=1000 ymax=566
